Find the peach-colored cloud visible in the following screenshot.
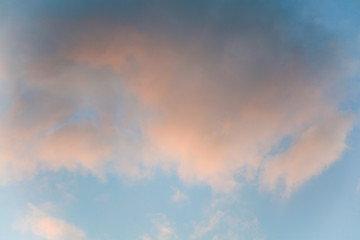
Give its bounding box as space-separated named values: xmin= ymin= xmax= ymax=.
xmin=0 ymin=25 xmax=354 ymax=194
xmin=62 ymin=28 xmax=354 ymax=193
xmin=260 ymin=114 xmax=353 ymax=195
xmin=0 ymin=104 xmax=114 ymax=183
xmin=37 ymin=122 xmax=113 ymax=176
xmin=0 ymin=54 xmax=145 ymax=183
xmin=15 ymin=203 xmax=86 ymax=240
xmin=0 ymin=56 xmax=5 ymax=79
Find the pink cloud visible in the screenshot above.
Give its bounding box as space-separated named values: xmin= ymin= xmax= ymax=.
xmin=15 ymin=203 xmax=86 ymax=240
xmin=0 ymin=26 xmax=354 ymax=194
xmin=260 ymin=114 xmax=353 ymax=195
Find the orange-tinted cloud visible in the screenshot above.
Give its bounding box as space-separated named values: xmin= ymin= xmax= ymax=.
xmin=260 ymin=114 xmax=353 ymax=195
xmin=15 ymin=203 xmax=86 ymax=240
xmin=0 ymin=23 xmax=354 ymax=194
xmin=60 ymin=27 xmax=353 ymax=192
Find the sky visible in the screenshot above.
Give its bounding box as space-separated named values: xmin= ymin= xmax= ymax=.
xmin=0 ymin=0 xmax=360 ymax=239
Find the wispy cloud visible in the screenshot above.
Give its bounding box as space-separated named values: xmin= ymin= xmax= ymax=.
xmin=14 ymin=203 xmax=86 ymax=240
xmin=191 ymin=210 xmax=266 ymax=240
xmin=260 ymin=114 xmax=353 ymax=195
xmin=172 ymin=188 xmax=188 ymax=202
xmin=141 ymin=214 xmax=178 ymax=240
xmin=191 ymin=211 xmax=224 ymax=239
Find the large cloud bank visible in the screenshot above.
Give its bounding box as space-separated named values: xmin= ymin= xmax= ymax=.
xmin=0 ymin=0 xmax=356 ymax=194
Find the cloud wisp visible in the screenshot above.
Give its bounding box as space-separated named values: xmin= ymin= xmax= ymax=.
xmin=14 ymin=203 xmax=86 ymax=240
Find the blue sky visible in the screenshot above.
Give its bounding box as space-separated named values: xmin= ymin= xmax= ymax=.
xmin=0 ymin=1 xmax=360 ymax=240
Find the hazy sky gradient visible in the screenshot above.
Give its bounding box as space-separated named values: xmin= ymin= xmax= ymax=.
xmin=0 ymin=1 xmax=360 ymax=239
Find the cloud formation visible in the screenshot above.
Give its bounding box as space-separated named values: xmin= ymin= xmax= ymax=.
xmin=0 ymin=0 xmax=356 ymax=194
xmin=15 ymin=203 xmax=86 ymax=240
xmin=260 ymin=114 xmax=353 ymax=195
xmin=191 ymin=209 xmax=265 ymax=240
xmin=172 ymin=188 xmax=188 ymax=202
xmin=191 ymin=211 xmax=224 ymax=239
xmin=142 ymin=214 xmax=178 ymax=240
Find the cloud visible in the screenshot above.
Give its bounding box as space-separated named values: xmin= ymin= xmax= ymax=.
xmin=0 ymin=60 xmax=144 ymax=183
xmin=191 ymin=210 xmax=265 ymax=240
xmin=142 ymin=214 xmax=178 ymax=240
xmin=260 ymin=114 xmax=353 ymax=195
xmin=0 ymin=1 xmax=356 ymax=194
xmin=59 ymin=25 xmax=353 ymax=193
xmin=191 ymin=211 xmax=224 ymax=239
xmin=172 ymin=188 xmax=188 ymax=202
xmin=15 ymin=203 xmax=86 ymax=240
